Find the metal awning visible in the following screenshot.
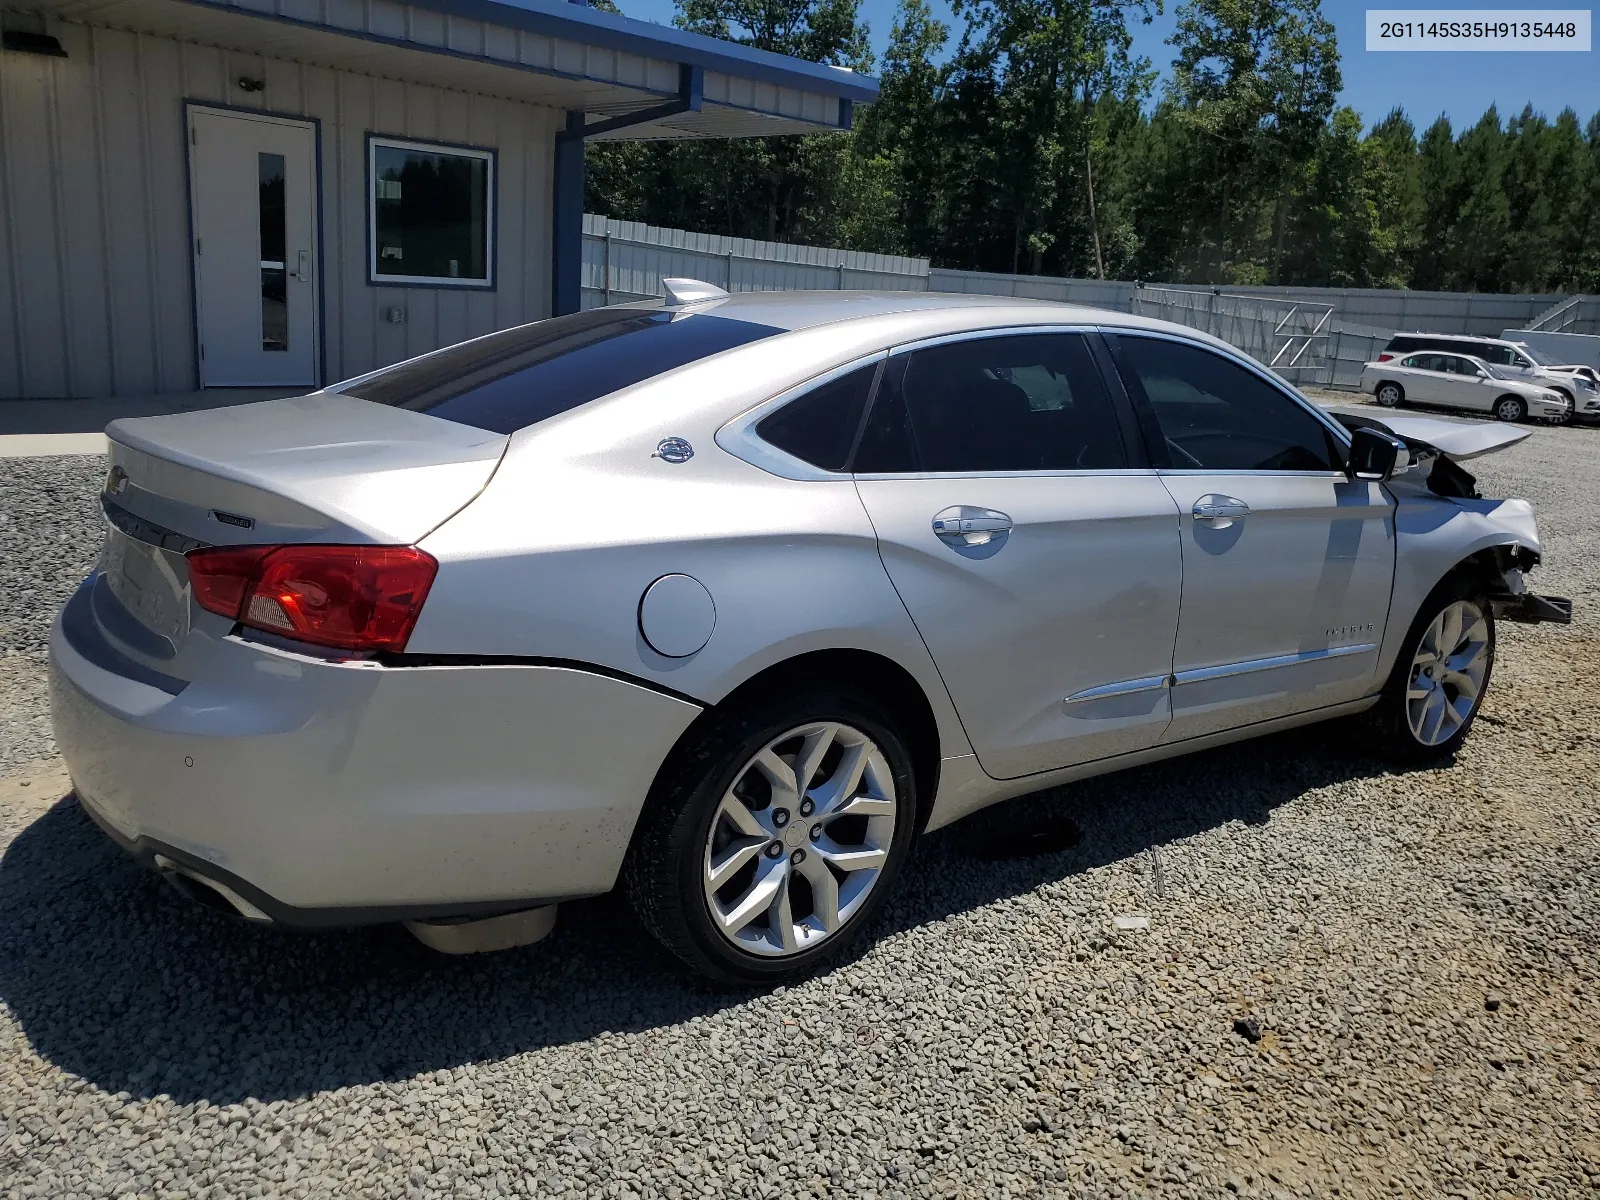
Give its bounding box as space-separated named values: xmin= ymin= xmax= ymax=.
xmin=24 ymin=0 xmax=876 ymax=136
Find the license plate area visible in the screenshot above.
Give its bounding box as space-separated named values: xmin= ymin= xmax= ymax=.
xmin=101 ymin=524 xmax=192 ymax=649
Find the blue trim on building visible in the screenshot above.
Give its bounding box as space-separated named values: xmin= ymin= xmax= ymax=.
xmin=551 ymin=111 xmax=586 ymax=316
xmin=401 ymin=0 xmax=879 ymax=104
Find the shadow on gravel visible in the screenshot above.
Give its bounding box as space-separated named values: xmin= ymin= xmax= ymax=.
xmin=0 ymin=723 xmax=1427 ymax=1105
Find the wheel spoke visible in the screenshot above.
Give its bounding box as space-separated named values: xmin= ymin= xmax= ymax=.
xmin=816 ymin=838 xmax=888 ymax=873
xmin=830 ymin=793 xmax=896 ymax=819
xmin=1443 ymin=668 xmax=1481 ymax=702
xmin=791 ymin=723 xmax=838 ymax=798
xmin=769 ymin=874 xmax=798 ymax=953
xmin=809 ymin=738 xmax=871 ymax=816
xmin=1407 ymin=678 xmax=1432 ymax=701
xmin=706 ymin=835 xmax=767 ymax=892
xmin=796 ymin=855 xmax=841 ymax=933
xmin=1438 ymin=605 xmax=1463 ymax=659
xmin=715 ymin=792 xmax=771 ymax=841
xmin=1422 ymin=690 xmax=1449 ymax=744
xmin=751 ymin=748 xmax=800 ymax=808
xmin=713 ymin=857 xmax=787 ymax=936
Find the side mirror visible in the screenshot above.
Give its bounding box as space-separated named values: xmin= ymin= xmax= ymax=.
xmin=1347 ymin=426 xmax=1408 ymax=482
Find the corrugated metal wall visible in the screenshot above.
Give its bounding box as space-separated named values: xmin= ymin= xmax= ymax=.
xmin=580 ymin=215 xmax=928 ymax=309
xmin=0 ymin=22 xmax=557 ymax=398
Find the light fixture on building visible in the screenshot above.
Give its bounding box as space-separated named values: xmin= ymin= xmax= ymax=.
xmin=237 ymin=76 xmax=265 ymax=92
xmin=2 ymin=30 xmax=67 ymax=56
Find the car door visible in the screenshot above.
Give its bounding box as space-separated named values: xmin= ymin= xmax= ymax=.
xmin=1437 ymin=354 xmax=1494 ymax=412
xmin=852 ymin=330 xmax=1183 ymax=780
xmin=1104 ymin=332 xmax=1396 ymax=742
xmin=1399 ymin=354 xmax=1449 ymax=404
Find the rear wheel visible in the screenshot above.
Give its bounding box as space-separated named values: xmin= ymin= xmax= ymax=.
xmin=1369 ymin=578 xmax=1495 ymax=762
xmin=1494 ymin=395 xmax=1527 ymax=423
xmin=625 ymin=686 xmax=917 ymax=985
xmin=1375 ymin=382 xmax=1403 ymax=408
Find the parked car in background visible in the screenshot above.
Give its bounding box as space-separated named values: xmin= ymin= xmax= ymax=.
xmin=1378 ymin=332 xmax=1599 ymax=419
xmin=1362 ymin=351 xmax=1573 ymax=424
xmin=51 ymin=287 xmax=1570 ymax=985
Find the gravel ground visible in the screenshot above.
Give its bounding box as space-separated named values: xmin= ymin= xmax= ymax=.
xmin=2 ymin=422 xmax=1598 ymax=1199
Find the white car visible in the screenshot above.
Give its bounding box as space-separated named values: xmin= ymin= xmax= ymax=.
xmin=51 ymin=286 xmax=1570 ymax=984
xmin=1361 ymin=351 xmax=1572 ymax=424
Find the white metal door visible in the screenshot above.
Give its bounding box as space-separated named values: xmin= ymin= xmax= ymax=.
xmin=189 ymin=108 xmax=318 ymax=387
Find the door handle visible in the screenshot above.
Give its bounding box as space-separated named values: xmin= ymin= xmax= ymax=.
xmin=293 ymin=250 xmax=310 ymax=282
xmin=932 ymin=506 xmax=1013 ymax=547
xmin=1191 ymin=495 xmax=1250 ymax=527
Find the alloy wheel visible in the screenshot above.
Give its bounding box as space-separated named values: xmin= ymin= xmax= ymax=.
xmin=1406 ymin=600 xmax=1491 ymax=746
xmin=1376 ymin=384 xmax=1401 ymax=407
xmin=1495 ymin=398 xmax=1524 ymax=422
xmin=702 ymin=721 xmax=898 ymax=957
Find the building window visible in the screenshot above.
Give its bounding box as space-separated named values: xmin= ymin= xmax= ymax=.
xmin=368 ymin=136 xmax=494 ymax=288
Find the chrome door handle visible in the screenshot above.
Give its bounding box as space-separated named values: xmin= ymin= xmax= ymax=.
xmin=1192 ymin=494 xmax=1250 ymax=527
xmin=932 ymin=506 xmax=1013 ymax=547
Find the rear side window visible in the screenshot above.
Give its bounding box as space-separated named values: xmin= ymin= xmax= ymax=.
xmin=335 ymin=308 xmax=782 ymax=434
xmin=1386 ymin=336 xmax=1420 ymax=354
xmin=1110 ymin=335 xmax=1340 ymax=472
xmin=755 ymin=363 xmax=878 ymax=471
xmin=855 ymin=333 xmax=1127 ymax=473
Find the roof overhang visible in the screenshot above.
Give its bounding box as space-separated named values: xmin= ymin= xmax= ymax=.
xmin=23 ymin=0 xmax=876 ymax=138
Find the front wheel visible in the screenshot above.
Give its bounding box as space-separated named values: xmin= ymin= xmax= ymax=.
xmin=625 ymin=686 xmax=917 ymax=985
xmin=1494 ymin=395 xmax=1527 ymax=423
xmin=1369 ymin=580 xmax=1495 ymax=762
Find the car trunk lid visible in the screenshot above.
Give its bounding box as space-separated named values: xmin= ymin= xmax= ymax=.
xmin=80 ymin=393 xmax=505 ymax=680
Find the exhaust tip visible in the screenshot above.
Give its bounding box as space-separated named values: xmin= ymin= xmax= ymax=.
xmin=153 ymin=854 xmax=273 ymax=923
xmin=404 ymin=905 xmax=558 ymax=954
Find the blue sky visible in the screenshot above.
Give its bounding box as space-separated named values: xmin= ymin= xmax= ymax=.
xmin=611 ymin=0 xmax=1597 ymax=129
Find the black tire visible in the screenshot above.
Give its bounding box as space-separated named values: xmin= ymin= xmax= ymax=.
xmin=1547 ymin=390 xmax=1574 ymax=425
xmin=1375 ymin=382 xmax=1404 ymax=408
xmin=1493 ymin=395 xmax=1527 ymax=423
xmin=1368 ymin=576 xmax=1496 ymax=763
xmin=624 ymin=684 xmax=918 ymax=986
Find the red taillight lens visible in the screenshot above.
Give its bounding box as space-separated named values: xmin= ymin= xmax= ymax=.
xmin=186 ymin=544 xmax=438 ymax=653
xmin=1376 ymin=353 xmax=1394 ymax=362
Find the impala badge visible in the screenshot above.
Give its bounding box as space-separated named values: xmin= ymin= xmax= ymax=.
xmin=653 ymin=437 xmax=694 ymax=464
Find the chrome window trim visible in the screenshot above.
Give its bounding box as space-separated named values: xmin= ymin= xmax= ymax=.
xmin=715 ymin=351 xmax=889 ymax=482
xmin=852 ymin=467 xmax=1161 ymax=482
xmin=1102 ymin=326 xmax=1355 ymax=451
xmin=1172 ymin=642 xmax=1378 ymax=687
xmin=885 ymin=323 xmax=1104 ymax=356
xmin=1156 ymin=469 xmax=1348 ymax=480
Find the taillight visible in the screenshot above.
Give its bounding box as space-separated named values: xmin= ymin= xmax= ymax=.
xmin=186 ymin=544 xmax=437 ymax=653
xmin=1376 ymin=353 xmax=1394 ymax=362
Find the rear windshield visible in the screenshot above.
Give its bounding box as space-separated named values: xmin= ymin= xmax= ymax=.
xmin=334 ymin=308 xmax=783 ymax=434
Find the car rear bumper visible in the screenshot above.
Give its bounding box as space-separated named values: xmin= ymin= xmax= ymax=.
xmin=50 ymin=604 xmax=703 ymax=921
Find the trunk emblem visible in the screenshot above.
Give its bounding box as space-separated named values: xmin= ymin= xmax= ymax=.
xmin=104 ymin=465 xmax=128 ymax=495
xmin=652 ymin=437 xmax=694 ymax=464
xmin=211 ymin=510 xmax=255 ymax=530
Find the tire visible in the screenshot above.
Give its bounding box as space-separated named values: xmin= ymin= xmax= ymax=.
xmin=1368 ymin=576 xmax=1496 ymax=763
xmin=624 ymin=684 xmax=918 ymax=986
xmin=1547 ymin=390 xmax=1574 ymax=425
xmin=1375 ymin=382 xmax=1403 ymax=408
xmin=1494 ymin=395 xmax=1527 ymax=423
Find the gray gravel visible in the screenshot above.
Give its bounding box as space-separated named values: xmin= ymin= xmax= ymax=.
xmin=0 ymin=455 xmax=106 ymax=774
xmin=2 ymin=426 xmax=1598 ymax=1198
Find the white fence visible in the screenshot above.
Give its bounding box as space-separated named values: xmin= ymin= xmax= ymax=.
xmin=579 ymin=214 xmax=1598 ymax=387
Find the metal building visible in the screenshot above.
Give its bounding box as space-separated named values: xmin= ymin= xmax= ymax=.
xmin=0 ymin=0 xmax=874 ymax=398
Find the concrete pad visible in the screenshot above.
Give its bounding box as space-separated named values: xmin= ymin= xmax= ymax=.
xmin=0 ymin=432 xmax=109 ymax=457
xmin=0 ymin=387 xmax=303 ymax=436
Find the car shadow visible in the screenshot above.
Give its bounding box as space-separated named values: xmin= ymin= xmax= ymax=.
xmin=0 ymin=721 xmax=1424 ymax=1105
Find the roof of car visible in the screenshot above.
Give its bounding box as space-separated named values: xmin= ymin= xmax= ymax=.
xmin=641 ymin=288 xmax=1199 ymax=337
xmin=1390 ymin=331 xmax=1525 ymax=346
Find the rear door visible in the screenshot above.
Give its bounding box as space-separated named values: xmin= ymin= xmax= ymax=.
xmin=1105 ymin=333 xmax=1395 ymax=741
xmin=853 ymin=330 xmax=1182 ymax=780
xmin=1435 ymin=354 xmax=1494 ymax=412
xmin=1397 ymin=354 xmax=1446 ymax=404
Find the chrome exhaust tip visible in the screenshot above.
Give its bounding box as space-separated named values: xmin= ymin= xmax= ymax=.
xmin=404 ymin=905 xmax=558 ymax=954
xmin=153 ymin=854 xmax=274 ymax=923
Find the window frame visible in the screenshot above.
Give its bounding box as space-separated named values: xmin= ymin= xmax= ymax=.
xmin=716 ymin=352 xmax=889 ymax=481
xmin=1104 ymin=329 xmax=1352 ymax=478
xmin=851 ymin=326 xmax=1147 ymax=480
xmin=365 ymin=132 xmax=498 ymax=291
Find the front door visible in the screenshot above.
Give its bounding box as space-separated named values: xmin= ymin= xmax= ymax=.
xmin=1105 ymin=333 xmax=1395 ymax=742
xmin=853 ymin=331 xmax=1183 ymax=781
xmin=188 ymin=107 xmax=318 ymax=387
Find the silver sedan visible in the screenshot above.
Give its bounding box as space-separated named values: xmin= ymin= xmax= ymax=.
xmin=50 ymin=286 xmax=1570 ymax=983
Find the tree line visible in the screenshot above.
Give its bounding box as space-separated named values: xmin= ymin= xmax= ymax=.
xmin=586 ymin=0 xmax=1600 ymax=293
